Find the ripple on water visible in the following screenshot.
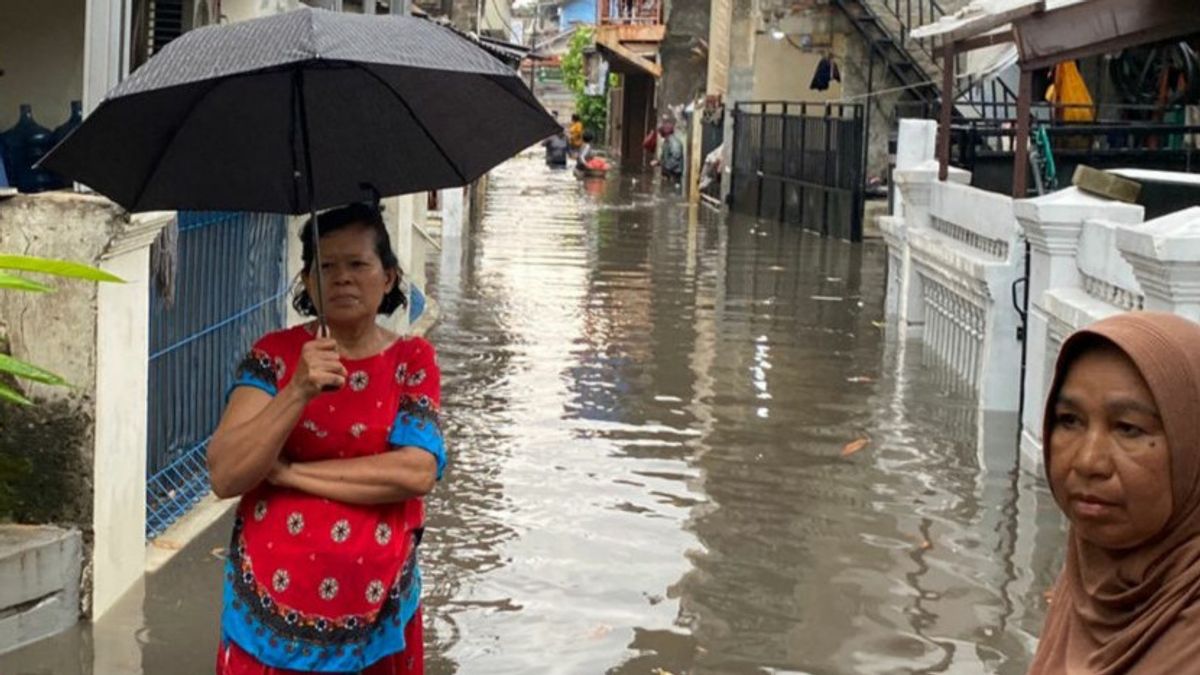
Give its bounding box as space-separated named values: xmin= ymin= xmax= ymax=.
xmin=418 ymin=153 xmax=1065 ymax=675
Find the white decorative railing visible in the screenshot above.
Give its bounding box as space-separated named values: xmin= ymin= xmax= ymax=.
xmin=890 ymin=160 xmax=1025 ymax=411
xmin=887 ymin=124 xmax=1200 ymax=478
xmin=930 ymin=215 xmax=1010 ymax=260
xmin=1080 ymin=273 xmax=1143 ymax=311
xmin=920 ymin=275 xmax=985 ymax=389
xmin=1076 ymin=219 xmax=1144 ymax=310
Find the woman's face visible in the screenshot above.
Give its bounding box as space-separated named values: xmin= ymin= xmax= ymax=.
xmin=1049 ymin=344 xmax=1172 ymax=550
xmin=304 ymin=224 xmax=395 ymax=327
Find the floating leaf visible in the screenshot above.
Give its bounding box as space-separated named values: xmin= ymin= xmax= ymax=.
xmin=0 ymin=354 xmax=67 ymax=386
xmin=841 ymin=436 xmax=870 ymax=456
xmin=0 ymin=272 xmax=54 ymax=293
xmin=0 ymin=254 xmax=124 ymax=283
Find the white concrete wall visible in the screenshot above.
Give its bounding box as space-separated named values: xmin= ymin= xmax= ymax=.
xmin=91 ymin=246 xmax=152 ymax=619
xmin=749 ymin=9 xmax=846 ymax=102
xmin=880 ymin=120 xmax=937 ymax=324
xmin=888 ymin=169 xmax=1200 ymax=473
xmin=0 ymin=194 xmax=168 ymax=619
xmin=481 ymin=0 xmax=514 ymax=38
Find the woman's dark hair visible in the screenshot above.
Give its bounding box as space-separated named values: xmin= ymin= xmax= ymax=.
xmin=291 ymin=202 xmax=406 ymax=317
xmin=582 ymin=131 xmax=594 ymax=143
xmin=571 ymin=114 xmax=581 ymax=122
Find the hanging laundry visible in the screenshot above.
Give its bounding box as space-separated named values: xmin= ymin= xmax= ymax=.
xmin=810 ymin=55 xmax=841 ymax=92
xmin=1045 ymin=60 xmax=1094 ymax=123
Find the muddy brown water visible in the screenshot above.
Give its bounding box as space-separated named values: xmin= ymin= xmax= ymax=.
xmin=1 ymin=153 xmax=1066 ymax=675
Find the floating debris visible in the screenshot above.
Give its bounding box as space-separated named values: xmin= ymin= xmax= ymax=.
xmin=841 ymin=436 xmax=870 ymax=456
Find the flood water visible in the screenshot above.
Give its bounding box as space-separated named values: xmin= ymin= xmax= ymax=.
xmin=2 ymin=153 xmax=1066 ymax=674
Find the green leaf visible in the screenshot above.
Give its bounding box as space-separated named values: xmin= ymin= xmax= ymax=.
xmin=0 ymin=383 xmax=32 ymax=406
xmin=0 ymin=354 xmax=67 ymax=387
xmin=0 ymin=272 xmax=54 ymax=293
xmin=0 ymin=255 xmax=124 ymax=283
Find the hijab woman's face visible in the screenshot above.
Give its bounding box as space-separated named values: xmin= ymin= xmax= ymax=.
xmin=1049 ymin=344 xmax=1173 ymax=550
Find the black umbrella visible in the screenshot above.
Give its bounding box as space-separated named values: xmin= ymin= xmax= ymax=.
xmin=41 ymin=6 xmax=557 ymax=325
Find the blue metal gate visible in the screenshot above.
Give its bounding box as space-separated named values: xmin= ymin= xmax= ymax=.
xmin=146 ymin=212 xmax=289 ymax=539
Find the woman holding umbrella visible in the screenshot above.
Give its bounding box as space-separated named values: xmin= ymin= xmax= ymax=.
xmin=38 ymin=9 xmax=558 ymax=671
xmin=207 ymin=202 xmax=443 ymax=674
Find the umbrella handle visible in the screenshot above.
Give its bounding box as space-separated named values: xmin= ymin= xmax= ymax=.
xmin=295 ymin=70 xmax=339 ymax=393
xmin=310 ymin=204 xmax=341 ymax=395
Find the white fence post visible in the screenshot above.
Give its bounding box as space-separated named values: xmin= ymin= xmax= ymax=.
xmin=93 ymin=212 xmax=172 ymax=618
xmin=1014 ymin=189 xmax=1143 ymax=467
xmin=881 ymin=120 xmax=937 ymax=322
xmin=1118 ymin=207 xmax=1200 ymax=321
xmin=889 ymin=160 xmax=970 ymax=337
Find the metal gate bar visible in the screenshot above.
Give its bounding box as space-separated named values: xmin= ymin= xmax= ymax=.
xmin=145 ymin=211 xmax=289 ymax=539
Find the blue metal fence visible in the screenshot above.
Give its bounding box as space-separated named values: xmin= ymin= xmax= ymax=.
xmin=146 ymin=212 xmax=289 ymax=539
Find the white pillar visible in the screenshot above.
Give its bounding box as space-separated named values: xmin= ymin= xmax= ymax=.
xmin=1119 ymin=207 xmax=1200 ymax=321
xmin=381 ymin=194 xmax=415 ymax=331
xmin=883 ymin=121 xmax=939 ymax=323
xmin=440 ymin=188 xmax=465 ymax=241
xmin=1014 ymin=188 xmax=1143 ymax=466
xmin=891 ymin=160 xmax=970 ymax=336
xmin=83 ymin=0 xmax=130 ymax=115
xmin=92 ymin=212 xmax=171 ymax=619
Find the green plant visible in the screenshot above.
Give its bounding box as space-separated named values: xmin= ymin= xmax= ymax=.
xmin=561 ymin=26 xmax=607 ymax=136
xmin=0 ymin=255 xmax=123 ymax=404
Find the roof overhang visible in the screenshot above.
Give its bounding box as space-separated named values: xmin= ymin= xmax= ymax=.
xmin=1015 ymin=0 xmax=1199 ymax=70
xmin=912 ymin=0 xmax=1199 ymax=70
xmin=595 ymin=35 xmax=662 ymax=78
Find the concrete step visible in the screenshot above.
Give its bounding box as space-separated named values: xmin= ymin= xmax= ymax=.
xmin=0 ymin=526 xmax=82 ymax=655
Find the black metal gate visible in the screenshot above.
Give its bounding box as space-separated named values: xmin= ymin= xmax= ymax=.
xmin=731 ymin=102 xmax=866 ymax=242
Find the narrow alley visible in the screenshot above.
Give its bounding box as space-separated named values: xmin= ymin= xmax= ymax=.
xmin=1 ymin=154 xmax=1065 ymax=675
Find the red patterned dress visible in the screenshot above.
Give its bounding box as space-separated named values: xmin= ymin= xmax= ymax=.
xmin=215 ymin=325 xmax=445 ymax=674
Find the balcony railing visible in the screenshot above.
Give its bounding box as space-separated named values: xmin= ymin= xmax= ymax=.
xmin=598 ymin=0 xmax=662 ymax=26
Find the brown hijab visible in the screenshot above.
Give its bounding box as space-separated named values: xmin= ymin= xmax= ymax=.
xmin=1030 ymin=312 xmax=1200 ymax=674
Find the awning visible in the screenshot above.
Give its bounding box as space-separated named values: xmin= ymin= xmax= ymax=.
xmin=911 ymin=0 xmax=1198 ymax=70
xmin=478 ymin=36 xmax=531 ymax=64
xmin=910 ymin=0 xmax=1042 ymax=43
xmin=1015 ymin=0 xmax=1198 ymax=70
xmin=595 ymin=37 xmax=662 ymax=78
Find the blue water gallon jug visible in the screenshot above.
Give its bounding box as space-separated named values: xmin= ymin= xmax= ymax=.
xmin=52 ymin=100 xmax=83 ymax=146
xmin=3 ymin=105 xmax=60 ymax=193
xmin=0 ymin=129 xmax=10 ymax=188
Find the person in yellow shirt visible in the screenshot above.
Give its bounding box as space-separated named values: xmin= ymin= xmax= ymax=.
xmin=568 ymin=114 xmax=584 ymax=154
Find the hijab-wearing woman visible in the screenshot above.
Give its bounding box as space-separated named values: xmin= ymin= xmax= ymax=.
xmin=207 ymin=203 xmax=445 ymax=674
xmin=1030 ymin=312 xmax=1200 ymax=674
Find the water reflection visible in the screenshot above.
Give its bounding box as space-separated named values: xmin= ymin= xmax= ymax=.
xmin=0 ymin=153 xmax=1066 ymax=675
xmin=418 ymin=154 xmax=1067 ymax=674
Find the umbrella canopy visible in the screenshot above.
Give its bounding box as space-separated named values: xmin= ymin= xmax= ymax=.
xmin=41 ymin=7 xmax=558 ymax=214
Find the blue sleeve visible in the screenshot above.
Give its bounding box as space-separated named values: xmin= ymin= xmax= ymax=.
xmin=225 ymin=347 xmax=279 ymax=401
xmin=387 ymin=340 xmax=445 ymax=479
xmin=387 ymin=401 xmax=446 ymax=481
